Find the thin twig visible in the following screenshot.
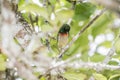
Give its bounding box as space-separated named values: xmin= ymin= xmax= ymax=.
xmin=57 ymin=9 xmax=105 ymax=59
xmin=102 ymin=47 xmax=115 ymax=64
xmin=103 ymin=33 xmax=120 ymax=64
xmin=95 ymin=0 xmax=120 ymax=14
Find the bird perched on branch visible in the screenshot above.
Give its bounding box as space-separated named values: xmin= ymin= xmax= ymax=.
xmin=57 ymin=24 xmax=70 ymax=51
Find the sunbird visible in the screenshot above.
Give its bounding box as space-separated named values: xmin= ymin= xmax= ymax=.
xmin=57 ymin=24 xmax=70 ymax=51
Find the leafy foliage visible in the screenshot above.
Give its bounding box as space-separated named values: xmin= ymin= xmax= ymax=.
xmin=1 ymin=0 xmax=120 ymax=80
xmin=74 ymin=2 xmax=96 ymax=20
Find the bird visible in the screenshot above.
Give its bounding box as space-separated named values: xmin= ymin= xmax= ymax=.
xmin=57 ymin=24 xmax=70 ymax=51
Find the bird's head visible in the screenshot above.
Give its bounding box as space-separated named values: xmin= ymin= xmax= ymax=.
xmin=59 ymin=24 xmax=70 ymax=33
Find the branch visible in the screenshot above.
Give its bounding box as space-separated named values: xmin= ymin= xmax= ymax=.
xmin=41 ymin=54 xmax=120 ymax=78
xmin=68 ymin=61 xmax=120 ymax=71
xmin=102 ymin=34 xmax=120 ymax=64
xmin=57 ymin=9 xmax=105 ymax=58
xmin=39 ymin=54 xmax=81 ymax=78
xmin=95 ymin=0 xmax=120 ymax=14
xmin=102 ymin=47 xmax=115 ymax=64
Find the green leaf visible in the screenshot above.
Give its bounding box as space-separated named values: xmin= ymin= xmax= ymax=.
xmin=113 ymin=54 xmax=120 ymax=60
xmin=81 ymin=53 xmax=89 ymax=62
xmin=76 ymin=32 xmax=89 ymax=48
xmin=40 ymin=76 xmax=46 ymax=80
xmin=18 ymin=0 xmax=25 ymax=7
xmin=63 ymin=72 xmax=87 ymax=80
xmin=91 ymin=12 xmax=113 ymax=38
xmin=100 ymin=41 xmax=112 ymax=48
xmin=19 ymin=3 xmax=48 ymax=19
xmin=21 ymin=12 xmax=31 ymax=23
xmin=108 ymin=61 xmax=118 ymax=65
xmin=55 ymin=9 xmax=74 ymax=23
xmin=55 ymin=0 xmax=71 ymax=9
xmin=64 ymin=32 xmax=89 ymax=59
xmin=74 ymin=2 xmax=96 ymax=21
xmin=102 ymin=70 xmax=120 ymax=79
xmin=93 ymin=73 xmax=107 ymax=80
xmin=41 ymin=24 xmax=53 ymax=32
xmin=0 ymin=62 xmax=6 ymax=71
xmin=109 ymin=74 xmax=120 ymax=80
xmin=0 ymin=54 xmax=6 ymax=71
xmin=0 ymin=54 xmax=7 ymax=62
xmin=114 ymin=39 xmax=120 ymax=54
xmin=49 ymin=0 xmax=57 ymax=5
xmin=90 ymin=54 xmax=105 ymax=62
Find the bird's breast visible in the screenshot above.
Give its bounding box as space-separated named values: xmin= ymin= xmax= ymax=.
xmin=58 ymin=33 xmax=68 ymax=50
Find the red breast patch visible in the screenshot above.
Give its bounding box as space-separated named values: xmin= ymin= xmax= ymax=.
xmin=59 ymin=33 xmax=68 ymax=36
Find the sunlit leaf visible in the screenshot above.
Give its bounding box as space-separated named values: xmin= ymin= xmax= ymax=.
xmin=90 ymin=54 xmax=105 ymax=62
xmin=49 ymin=0 xmax=57 ymax=5
xmin=100 ymin=41 xmax=112 ymax=48
xmin=93 ymin=73 xmax=107 ymax=80
xmin=0 ymin=62 xmax=6 ymax=71
xmin=18 ymin=0 xmax=25 ymax=7
xmin=114 ymin=39 xmax=120 ymax=54
xmin=81 ymin=52 xmax=89 ymax=62
xmin=109 ymin=74 xmax=120 ymax=80
xmin=108 ymin=61 xmax=118 ymax=65
xmin=40 ymin=76 xmax=46 ymax=80
xmin=55 ymin=9 xmax=74 ymax=23
xmin=19 ymin=3 xmax=48 ymax=19
xmin=41 ymin=24 xmax=53 ymax=32
xmin=0 ymin=54 xmax=6 ymax=71
xmin=63 ymin=72 xmax=87 ymax=80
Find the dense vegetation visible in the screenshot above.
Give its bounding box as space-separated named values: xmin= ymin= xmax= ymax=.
xmin=0 ymin=0 xmax=120 ymax=80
